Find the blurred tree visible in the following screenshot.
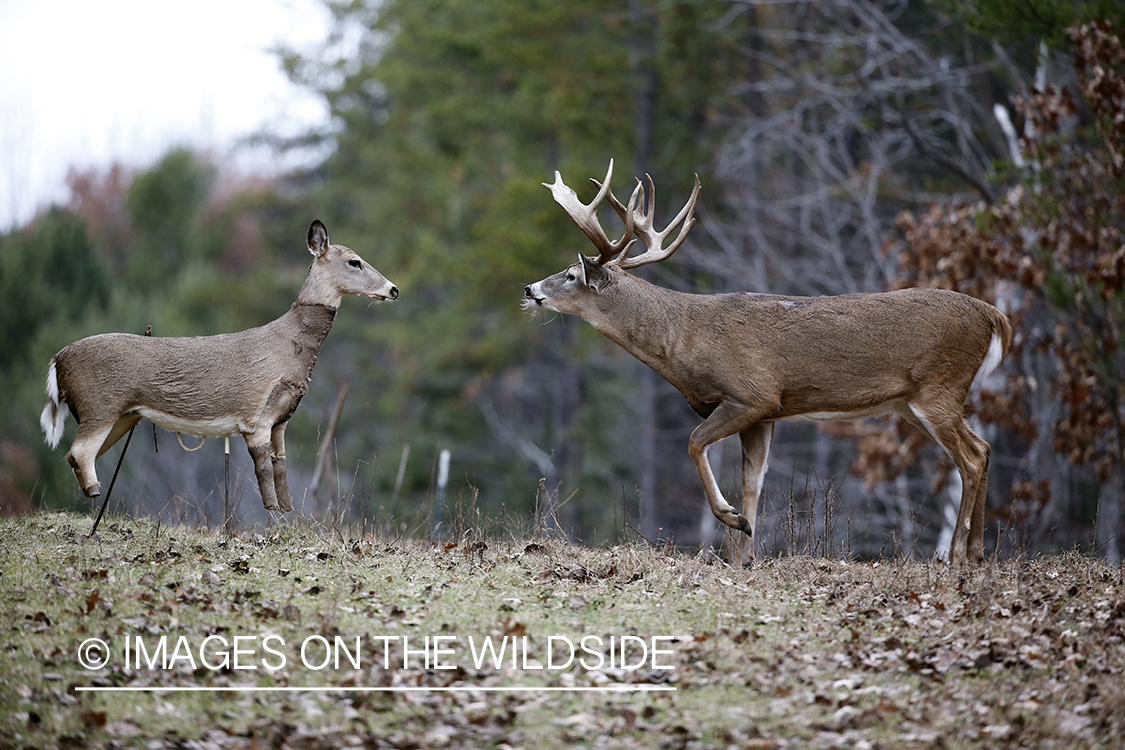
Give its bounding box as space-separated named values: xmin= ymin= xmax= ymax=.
xmin=886 ymin=21 xmax=1125 ymax=561
xmin=126 ymin=148 xmax=215 ymax=290
xmin=933 ymin=0 xmax=1125 ymax=53
xmin=0 ymin=209 xmax=110 ymax=510
xmin=662 ymin=0 xmax=1031 ymax=555
xmin=281 ymin=0 xmax=746 ymax=539
xmin=0 ymin=209 xmax=109 ymax=371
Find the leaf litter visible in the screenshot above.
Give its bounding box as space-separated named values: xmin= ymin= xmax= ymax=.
xmin=0 ymin=512 xmax=1122 ymax=748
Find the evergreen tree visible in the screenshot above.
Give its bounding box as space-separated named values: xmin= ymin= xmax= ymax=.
xmin=280 ymin=0 xmax=744 ymax=537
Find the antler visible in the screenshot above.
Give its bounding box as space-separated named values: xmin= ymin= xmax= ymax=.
xmin=543 ymin=159 xmax=639 ymax=265
xmin=603 ymin=172 xmax=701 ymax=270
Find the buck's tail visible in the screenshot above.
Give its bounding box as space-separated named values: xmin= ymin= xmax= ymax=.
xmin=40 ymin=359 xmax=66 ymax=448
xmin=974 ymin=303 xmax=1013 ymax=385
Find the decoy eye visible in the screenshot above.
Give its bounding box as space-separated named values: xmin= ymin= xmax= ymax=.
xmin=348 ymin=259 xmax=362 ymax=268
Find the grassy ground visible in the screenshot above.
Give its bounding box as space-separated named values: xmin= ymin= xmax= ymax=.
xmin=1 ymin=510 xmax=1123 ymax=749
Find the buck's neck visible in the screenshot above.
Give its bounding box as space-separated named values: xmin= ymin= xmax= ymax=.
xmin=583 ymin=273 xmax=695 ymax=370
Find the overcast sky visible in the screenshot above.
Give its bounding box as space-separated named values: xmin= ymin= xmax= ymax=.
xmin=0 ymin=0 xmax=333 ymax=231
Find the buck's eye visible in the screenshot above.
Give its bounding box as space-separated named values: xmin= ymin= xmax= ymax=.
xmin=348 ymin=259 xmax=362 ymax=268
xmin=566 ymin=272 xmax=576 ymax=281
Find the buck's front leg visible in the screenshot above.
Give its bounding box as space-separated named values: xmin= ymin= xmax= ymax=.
xmin=270 ymin=421 xmax=293 ymax=513
xmin=245 ymin=430 xmax=280 ymax=511
xmin=736 ymin=422 xmax=775 ymax=562
xmin=688 ymin=401 xmax=759 ymax=538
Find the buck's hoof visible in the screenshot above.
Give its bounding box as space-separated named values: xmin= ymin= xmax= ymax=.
xmin=737 ymin=515 xmax=753 ymax=537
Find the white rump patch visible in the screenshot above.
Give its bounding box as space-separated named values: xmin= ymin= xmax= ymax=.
xmin=973 ymin=332 xmax=1004 ymax=385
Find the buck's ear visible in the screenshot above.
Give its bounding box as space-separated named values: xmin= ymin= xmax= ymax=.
xmin=307 ymin=220 xmax=330 ymax=258
xmin=579 ymin=253 xmax=608 ymax=291
xmin=576 ymin=253 xmax=591 ymax=286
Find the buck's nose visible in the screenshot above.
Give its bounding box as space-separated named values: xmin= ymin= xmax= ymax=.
xmin=523 ymin=285 xmax=532 ymax=298
xmin=389 ymin=286 xmax=399 ymax=300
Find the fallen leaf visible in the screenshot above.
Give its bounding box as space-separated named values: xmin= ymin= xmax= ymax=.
xmin=501 ymin=619 xmax=527 ymax=637
xmin=463 ymin=701 xmax=489 ymax=724
xmin=80 ymin=710 xmax=107 ymax=728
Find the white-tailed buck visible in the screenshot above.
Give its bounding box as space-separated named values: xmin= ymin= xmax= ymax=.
xmin=41 ymin=220 xmax=398 ymax=513
xmin=524 ymin=161 xmax=1011 ymax=565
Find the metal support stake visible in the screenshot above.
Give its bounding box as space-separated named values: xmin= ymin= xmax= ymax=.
xmin=224 ymin=435 xmax=232 ymax=536
xmin=89 ymin=425 xmax=135 ymax=538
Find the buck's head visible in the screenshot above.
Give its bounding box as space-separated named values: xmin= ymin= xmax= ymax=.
xmin=522 ymin=254 xmax=620 ymax=319
xmin=523 ymin=160 xmax=699 ymax=320
xmin=303 ymin=220 xmax=399 ymax=308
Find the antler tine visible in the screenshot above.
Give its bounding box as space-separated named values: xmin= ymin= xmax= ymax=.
xmin=613 ymin=173 xmax=702 ymax=270
xmin=604 ymin=178 xmax=644 ymax=227
xmin=543 ymin=159 xmax=635 ymax=264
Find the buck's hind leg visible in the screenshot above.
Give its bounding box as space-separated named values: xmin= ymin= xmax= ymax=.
xmin=270 ymin=421 xmax=293 ymax=513
xmin=967 ymin=431 xmax=991 ymax=563
xmin=905 ymin=400 xmax=989 ymax=565
xmin=944 ymin=420 xmax=989 ymax=565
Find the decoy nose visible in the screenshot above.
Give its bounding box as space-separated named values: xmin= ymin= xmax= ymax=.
xmin=389 ymin=286 xmax=399 ymax=300
xmin=523 ymin=285 xmax=532 ymax=297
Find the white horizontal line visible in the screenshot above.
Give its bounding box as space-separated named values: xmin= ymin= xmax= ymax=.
xmin=73 ymin=686 xmax=675 ymax=693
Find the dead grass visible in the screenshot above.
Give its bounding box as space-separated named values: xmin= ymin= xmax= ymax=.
xmin=1 ymin=510 xmax=1123 ymax=749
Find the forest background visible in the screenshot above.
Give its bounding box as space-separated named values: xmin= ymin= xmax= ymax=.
xmin=2 ymin=0 xmax=1124 ymax=563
